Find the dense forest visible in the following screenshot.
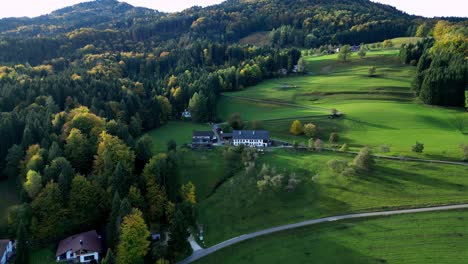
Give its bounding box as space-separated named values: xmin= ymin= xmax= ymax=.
xmin=0 ymin=0 xmax=467 ymax=263
xmin=399 ymin=20 xmax=467 ymax=107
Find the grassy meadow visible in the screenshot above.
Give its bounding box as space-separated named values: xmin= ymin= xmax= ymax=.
xmin=197 ymin=149 xmax=468 ymax=246
xmin=196 ymin=209 xmax=468 ymax=264
xmin=220 ymin=49 xmax=468 ymax=159
xmin=145 ymin=121 xmax=211 ymax=153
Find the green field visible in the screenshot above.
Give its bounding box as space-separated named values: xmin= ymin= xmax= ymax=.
xmin=0 ymin=176 xmax=20 ymax=235
xmin=196 ymin=209 xmax=468 ymax=264
xmin=197 ymin=149 xmax=468 ymax=246
xmin=219 ymin=49 xmax=468 ymax=159
xmin=145 ymin=121 xmax=211 ymax=153
xmin=30 ymin=245 xmax=56 ymax=264
xmin=178 ymin=149 xmax=226 ymax=200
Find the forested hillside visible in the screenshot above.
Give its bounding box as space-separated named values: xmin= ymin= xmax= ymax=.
xmin=0 ymin=0 xmax=466 ymax=262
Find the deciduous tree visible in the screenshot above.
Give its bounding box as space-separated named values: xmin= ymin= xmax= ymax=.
xmin=289 ymin=120 xmax=303 ymax=135
xmin=117 ymin=209 xmax=150 ymax=264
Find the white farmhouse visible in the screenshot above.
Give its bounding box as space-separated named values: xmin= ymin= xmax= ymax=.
xmin=56 ymin=230 xmax=101 ymax=263
xmin=232 ymin=130 xmax=269 ymax=148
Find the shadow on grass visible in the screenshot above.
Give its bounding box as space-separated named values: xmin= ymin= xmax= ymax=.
xmin=195 ymin=229 xmax=383 ymax=264
xmin=365 ymin=165 xmax=466 ymax=192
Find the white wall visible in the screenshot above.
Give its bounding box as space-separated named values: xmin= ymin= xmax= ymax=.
xmin=79 ymin=252 xmax=99 ymax=263
xmin=233 ymin=139 xmax=267 ymax=147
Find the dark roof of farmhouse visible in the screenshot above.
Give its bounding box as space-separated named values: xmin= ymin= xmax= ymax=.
xmin=193 ymin=131 xmax=214 ymax=137
xmin=232 ymin=130 xmax=269 ymax=140
xmin=56 ymin=230 xmax=102 ymax=257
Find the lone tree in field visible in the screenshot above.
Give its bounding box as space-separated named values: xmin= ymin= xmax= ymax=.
xmin=358 ymin=45 xmax=367 ymax=59
xmin=368 ymin=66 xmax=377 ymax=77
xmin=228 ymin=112 xmax=243 ymax=130
xmin=412 ymin=142 xmax=424 ymax=153
xmin=297 ymin=57 xmax=306 ymax=73
xmin=338 ymin=45 xmax=352 ymax=62
xmin=303 ymin=123 xmax=317 ymax=137
xmin=329 ymin=132 xmax=339 ymax=144
xmin=290 ymin=120 xmax=303 ymax=135
xmin=461 ymin=144 xmax=468 ymax=161
xmin=353 ymin=147 xmax=374 ymax=171
xmin=314 ymin=139 xmax=324 ymax=151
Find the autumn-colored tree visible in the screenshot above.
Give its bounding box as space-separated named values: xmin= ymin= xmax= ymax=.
xmin=156 ymin=96 xmax=172 ymax=123
xmin=289 ymin=120 xmax=303 ymax=135
xmin=24 ymin=170 xmax=42 ymax=199
xmin=181 ymin=182 xmax=196 ymax=205
xmin=94 ymin=131 xmax=135 ymax=182
xmin=145 ymin=176 xmax=167 ymax=222
xmin=117 ymin=209 xmax=150 ymax=264
xmin=303 ymin=123 xmax=317 ymax=137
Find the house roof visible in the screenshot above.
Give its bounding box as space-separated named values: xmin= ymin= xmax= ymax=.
xmin=0 ymin=240 xmax=10 ymax=254
xmin=221 ymin=133 xmax=232 ymax=138
xmin=232 ymin=130 xmax=269 ymax=140
xmin=56 ymin=230 xmax=102 ymax=257
xmin=193 ymin=131 xmax=214 ymax=137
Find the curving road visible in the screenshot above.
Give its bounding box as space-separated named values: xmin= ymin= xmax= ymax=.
xmin=178 ymin=204 xmax=468 ymax=264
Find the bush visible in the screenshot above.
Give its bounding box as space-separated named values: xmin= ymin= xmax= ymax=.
xmin=339 ymin=143 xmax=349 ymax=152
xmin=341 ymin=167 xmax=356 ymax=177
xmin=329 ymin=132 xmax=339 ymax=144
xmin=379 ymin=145 xmax=390 ymax=153
xmin=303 ymin=123 xmax=317 ymax=137
xmin=314 ymin=139 xmax=324 ymax=151
xmin=327 ymin=159 xmax=348 ymax=173
xmin=368 ymin=66 xmax=377 ymax=77
xmin=460 ymin=144 xmax=468 ymax=161
xmin=290 ymin=120 xmax=303 ymax=135
xmin=228 ymin=112 xmax=243 ymax=130
xmin=411 ymin=142 xmax=424 ymax=153
xmin=353 ymin=147 xmax=374 ymax=171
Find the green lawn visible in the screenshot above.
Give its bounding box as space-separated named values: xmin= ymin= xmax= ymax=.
xmin=30 ymin=245 xmax=56 ymax=264
xmin=145 ymin=121 xmax=211 ymax=153
xmin=178 ymin=149 xmax=226 ymax=200
xmin=219 ymin=49 xmax=468 ymax=159
xmin=217 ymin=96 xmax=326 ymax=122
xmin=197 ymin=149 xmax=468 ymax=246
xmin=196 ymin=209 xmax=468 ymax=264
xmin=0 ymin=176 xmax=20 ymax=236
